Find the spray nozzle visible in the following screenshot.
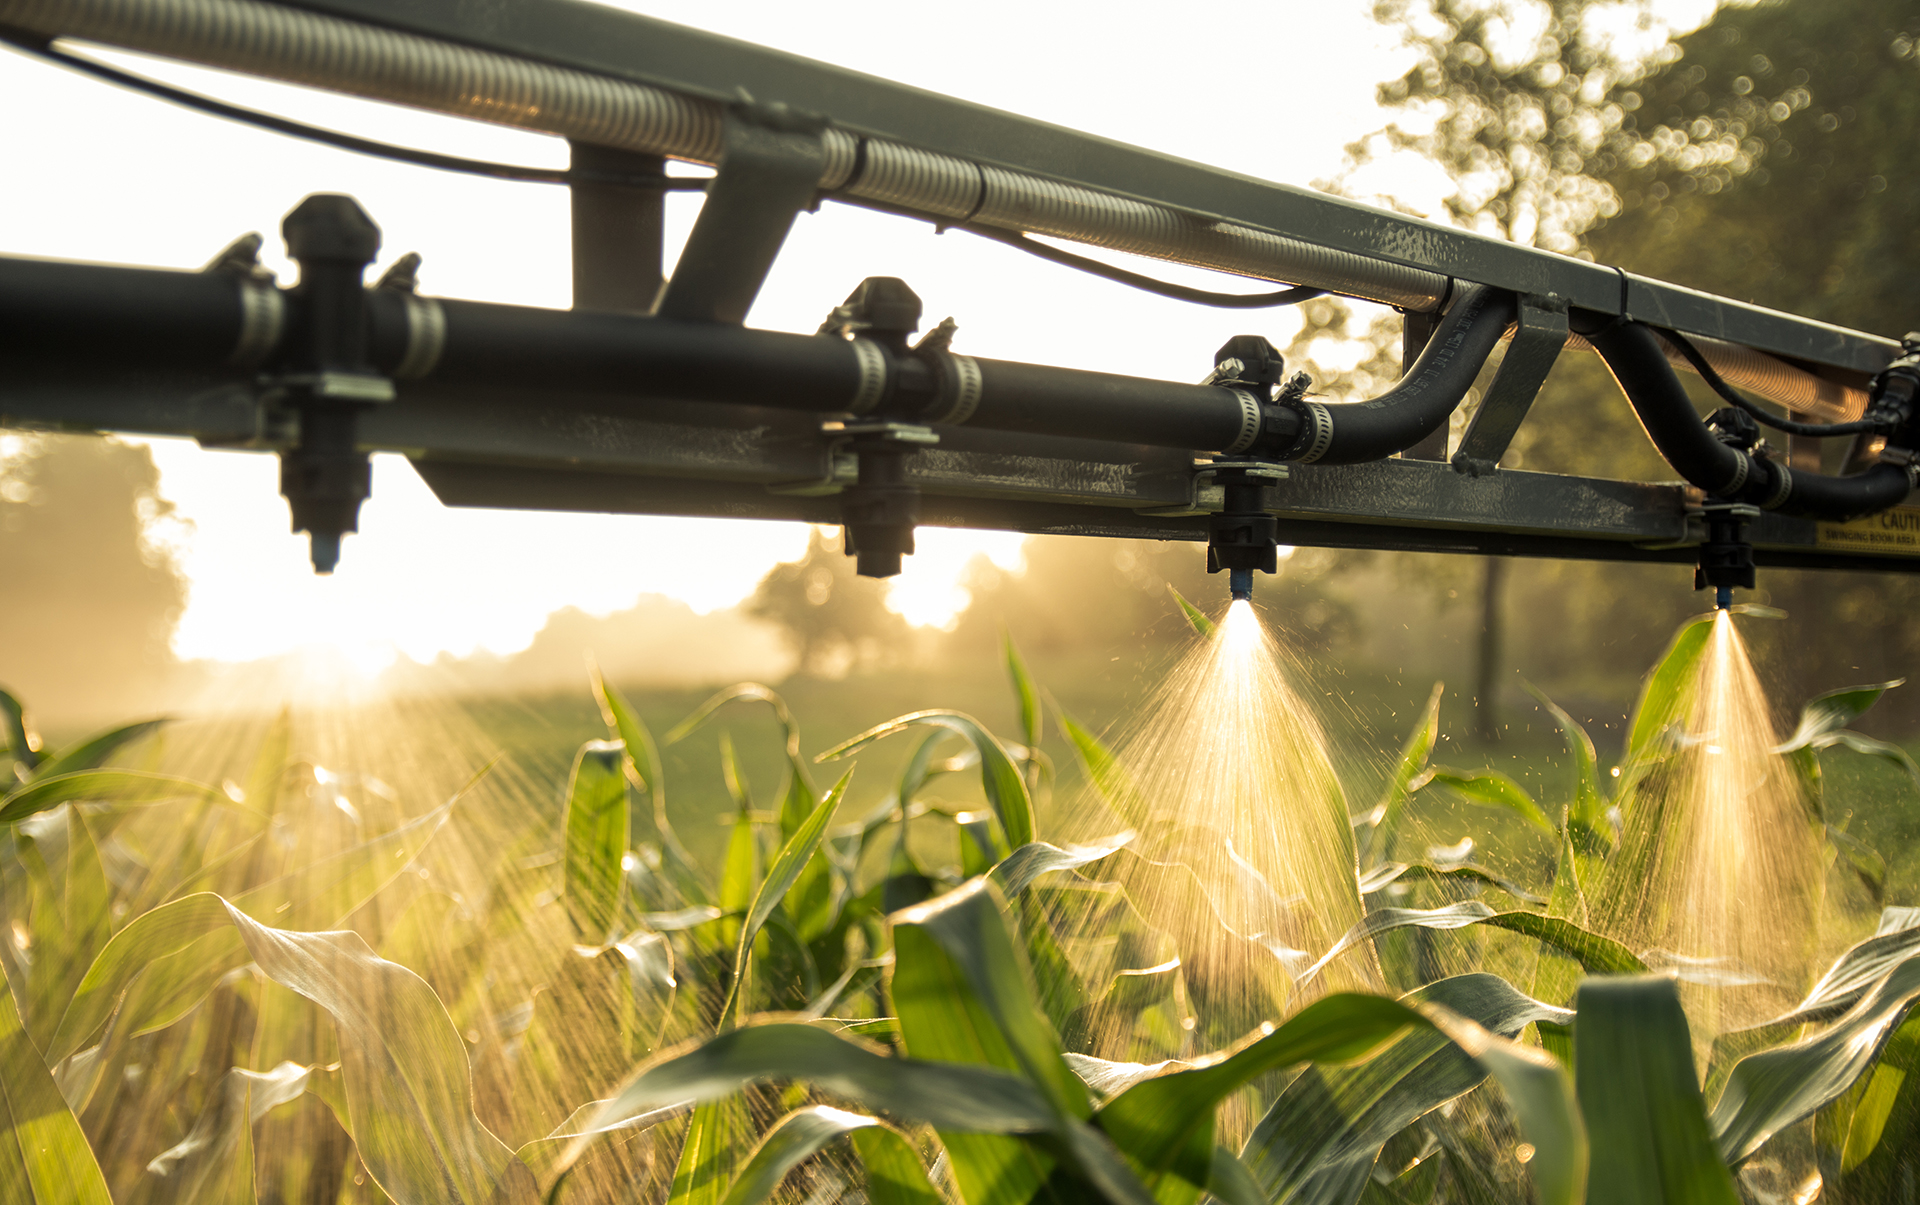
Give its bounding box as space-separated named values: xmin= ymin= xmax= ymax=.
xmin=1203 ymin=461 xmax=1286 ymax=602
xmin=1695 ymin=501 xmax=1759 ymax=609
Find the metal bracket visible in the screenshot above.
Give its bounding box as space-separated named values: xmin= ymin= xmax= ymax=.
xmin=1136 ymin=457 xmax=1289 ymax=516
xmin=1451 ymin=293 xmax=1568 ymax=477
xmin=767 ymin=419 xmax=935 ymax=497
xmin=653 ymin=102 xmax=827 ymax=324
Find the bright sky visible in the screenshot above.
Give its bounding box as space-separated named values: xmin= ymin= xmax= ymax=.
xmin=0 ymin=0 xmax=1706 ymax=669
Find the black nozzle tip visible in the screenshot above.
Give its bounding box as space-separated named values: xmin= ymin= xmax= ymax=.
xmin=1229 ymin=568 xmax=1254 ymax=601
xmin=1715 ymin=585 xmax=1732 ymax=610
xmin=309 ymin=530 xmax=342 ymax=575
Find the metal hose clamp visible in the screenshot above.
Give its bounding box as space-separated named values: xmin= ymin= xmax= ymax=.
xmin=228 ymin=277 xmax=285 ymax=368
xmin=846 ymin=338 xmax=888 ymax=415
xmin=392 ymin=293 xmax=446 ymax=379
xmin=1290 ymin=400 xmax=1335 ymax=464
xmin=1759 ymin=461 xmax=1793 ymax=510
xmin=1720 ymin=450 xmax=1751 ymax=496
xmin=925 ymin=351 xmax=983 ymax=425
xmin=1223 ymin=388 xmax=1261 ymax=455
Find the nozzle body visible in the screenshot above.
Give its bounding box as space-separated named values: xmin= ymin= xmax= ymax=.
xmin=1229 ymin=568 xmax=1254 ymax=601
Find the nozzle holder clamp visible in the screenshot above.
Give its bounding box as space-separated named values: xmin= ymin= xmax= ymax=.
xmin=1693 ymin=501 xmax=1759 ymax=598
xmin=1201 ymin=458 xmax=1287 ymax=576
xmin=826 ymin=419 xmax=938 ymax=579
xmin=270 ymin=194 xmax=394 ymax=574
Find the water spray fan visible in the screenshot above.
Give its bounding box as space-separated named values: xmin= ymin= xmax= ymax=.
xmin=2 ymin=0 xmax=1919 ymax=601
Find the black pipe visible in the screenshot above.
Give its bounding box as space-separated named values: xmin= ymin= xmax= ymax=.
xmin=1273 ymin=284 xmax=1515 ymax=464
xmin=1587 ymin=320 xmax=1913 ymax=520
xmin=0 ymin=256 xmax=254 ymax=369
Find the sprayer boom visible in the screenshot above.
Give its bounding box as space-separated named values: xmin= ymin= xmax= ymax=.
xmin=2 ymin=0 xmax=1917 ymax=599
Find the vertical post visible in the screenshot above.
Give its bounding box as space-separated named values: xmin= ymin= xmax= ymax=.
xmin=1399 ymin=309 xmax=1448 ymax=461
xmin=568 ymin=142 xmax=666 ymax=314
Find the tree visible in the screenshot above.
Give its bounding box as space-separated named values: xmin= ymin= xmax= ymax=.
xmin=0 ymin=434 xmax=187 ymax=724
xmin=743 ymin=527 xmax=909 ymax=677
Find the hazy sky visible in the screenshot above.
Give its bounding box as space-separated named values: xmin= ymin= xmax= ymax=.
xmin=0 ymin=0 xmax=1687 ymax=671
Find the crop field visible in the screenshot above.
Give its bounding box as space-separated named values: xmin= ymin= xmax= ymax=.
xmin=6 ymin=598 xmax=1920 ymax=1205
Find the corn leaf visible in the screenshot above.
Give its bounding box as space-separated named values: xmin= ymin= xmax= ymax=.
xmin=143 ymin=1061 xmax=312 ymax=1204
xmin=1421 ymin=1005 xmax=1587 ymax=1205
xmin=52 ymin=795 xmax=456 ymax=1063
xmin=30 ymin=718 xmax=169 ymax=782
xmin=1624 ymin=615 xmax=1715 ymax=767
xmin=718 ymin=770 xmax=851 ymax=1028
xmin=1574 ymin=976 xmax=1739 ymax=1205
xmin=891 ymin=878 xmax=1154 ymax=1205
xmin=1763 ymin=919 xmax=1920 ymax=1028
xmin=1775 ymin=679 xmax=1906 ymax=752
xmin=1301 ymin=903 xmax=1645 ymax=987
xmin=1366 ymin=682 xmax=1444 ymax=865
xmin=1168 ymin=584 xmax=1217 ymax=637
xmin=1525 ymin=681 xmax=1608 ymax=847
xmin=670 ymin=1096 xmax=751 ymax=1205
xmin=1426 ymin=767 xmax=1554 ymax=833
xmin=1711 ymin=952 xmax=1920 ymax=1163
xmin=1360 ymin=860 xmax=1546 ymax=907
xmin=1004 ymin=632 xmax=1045 ymax=753
xmin=0 ymin=689 xmax=40 ymax=771
xmin=1056 ymin=707 xmax=1148 ymax=830
xmin=850 ymin=1123 xmax=944 ymax=1205
xmin=1242 ymin=973 xmax=1571 ymax=1205
xmin=563 ymin=740 xmax=628 ymax=942
xmin=0 ymin=956 xmax=112 ymax=1203
xmin=666 ymin=682 xmax=817 ymax=838
xmin=1096 ymin=992 xmax=1422 ymax=1189
xmin=719 ymin=1104 xmax=880 ymax=1205
xmin=990 ymin=835 xmax=1133 ymax=899
xmin=823 ymin=712 xmax=1033 ymax=852
xmin=593 ymin=664 xmax=707 ymax=900
xmin=0 ymin=770 xmax=237 ymax=825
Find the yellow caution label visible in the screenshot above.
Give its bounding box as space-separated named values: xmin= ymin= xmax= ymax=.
xmin=1816 ymin=507 xmax=1920 ymax=557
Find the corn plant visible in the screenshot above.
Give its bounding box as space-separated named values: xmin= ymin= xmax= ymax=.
xmin=1 ymin=606 xmax=1918 ymax=1204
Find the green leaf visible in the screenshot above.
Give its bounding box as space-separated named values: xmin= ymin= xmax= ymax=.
xmin=670 ymin=1096 xmax=750 ymax=1205
xmin=1624 ymin=615 xmax=1715 ymax=767
xmin=553 ymin=1022 xmax=1057 ymax=1177
xmin=0 ymin=689 xmax=40 ymax=771
xmin=990 ymin=835 xmax=1133 ymax=898
xmin=563 ymin=740 xmax=628 ymax=941
xmin=1302 ymin=903 xmax=1647 ymax=986
xmin=1366 ymin=682 xmax=1444 ymax=866
xmin=1762 ymin=919 xmax=1920 ymax=1029
xmin=1097 ymin=992 xmax=1422 ymax=1189
xmin=0 ymin=770 xmax=237 ymax=825
xmin=850 ymin=1123 xmax=944 ymax=1205
xmin=1712 ymin=952 xmax=1920 ymax=1164
xmin=1056 ymin=707 xmax=1148 ymax=829
xmin=1168 ymin=584 xmax=1217 ymax=637
xmin=1242 ymin=973 xmax=1571 ymax=1205
xmin=222 ymin=902 xmax=537 ymax=1204
xmin=719 ymin=1105 xmax=880 ymax=1205
xmin=1359 ymin=860 xmax=1546 ymax=907
xmin=1005 ymin=632 xmax=1045 ymax=752
xmin=592 ymin=664 xmax=706 ymax=899
xmin=1830 ymin=825 xmax=1888 ymax=908
xmin=891 ymin=878 xmax=1154 ymax=1205
xmin=1814 ymin=730 xmax=1920 ymax=786
xmin=667 ymin=682 xmax=816 ymax=837
xmin=144 ymin=1061 xmax=312 ymax=1204
xmin=1426 ymin=767 xmax=1554 ymax=833
xmin=1420 ymin=1005 xmax=1587 ymax=1205
xmin=0 ymin=955 xmax=112 ymax=1203
xmin=719 ymin=769 xmax=852 ymax=1028
xmin=1574 ymin=976 xmax=1739 ymax=1205
xmin=30 ymin=718 xmax=169 ymax=782
xmin=52 ymin=794 xmax=458 ymax=1063
xmin=1525 ymin=680 xmax=1607 ymax=846
xmin=823 ymin=712 xmax=1034 ymax=852
xmin=1775 ymin=679 xmax=1906 ymax=753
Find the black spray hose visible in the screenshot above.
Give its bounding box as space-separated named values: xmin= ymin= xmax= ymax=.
xmin=1587 ymin=320 xmax=1915 ymax=520
xmin=1267 ymin=284 xmax=1515 ymax=464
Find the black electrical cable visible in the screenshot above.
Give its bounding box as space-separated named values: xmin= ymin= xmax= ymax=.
xmin=958 ymin=225 xmax=1327 ymax=309
xmin=0 ymin=32 xmax=712 ymax=192
xmin=1660 ymin=326 xmax=1884 ymax=438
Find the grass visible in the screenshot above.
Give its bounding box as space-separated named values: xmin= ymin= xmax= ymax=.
xmin=3 ymin=612 xmax=1920 ymax=1203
